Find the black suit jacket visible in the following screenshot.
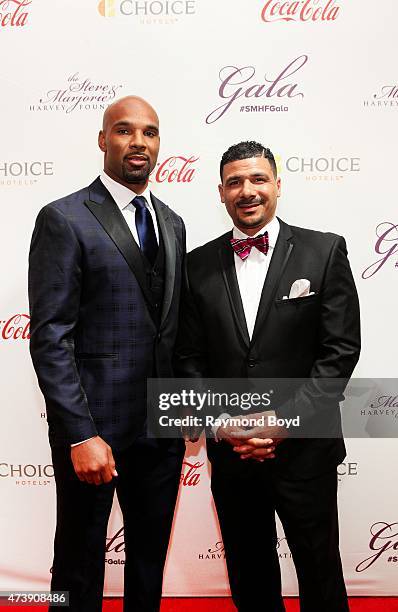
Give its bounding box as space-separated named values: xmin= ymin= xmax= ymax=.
xmin=175 ymin=219 xmax=361 ymax=479
xmin=29 ymin=177 xmax=185 ymax=450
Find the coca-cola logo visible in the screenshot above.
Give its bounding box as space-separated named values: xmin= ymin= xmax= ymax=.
xmin=0 ymin=314 xmax=30 ymax=341
xmin=150 ymin=155 xmax=198 ymax=184
xmin=261 ymin=0 xmax=340 ymax=23
xmin=356 ymin=522 xmax=398 ymax=571
xmin=30 ymin=73 xmax=123 ymax=114
xmin=0 ymin=0 xmax=31 ymax=27
xmin=364 ymin=85 xmax=398 ymax=109
xmin=206 ymin=55 xmax=307 ymax=124
xmin=362 ymin=223 xmax=398 ymax=279
xmin=180 ymin=460 xmax=203 ymax=486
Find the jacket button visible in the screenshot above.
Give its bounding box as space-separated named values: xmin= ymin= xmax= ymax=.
xmin=157 ymin=333 xmax=161 ymax=341
xmin=247 ymin=358 xmax=257 ymax=368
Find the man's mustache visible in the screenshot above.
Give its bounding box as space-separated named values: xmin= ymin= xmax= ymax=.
xmin=237 ymin=198 xmax=263 ymax=208
xmin=124 ymin=154 xmax=150 ymax=162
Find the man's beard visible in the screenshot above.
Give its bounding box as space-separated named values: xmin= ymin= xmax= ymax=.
xmin=122 ymin=160 xmax=151 ymax=184
xmin=236 ymin=197 xmax=266 ymax=227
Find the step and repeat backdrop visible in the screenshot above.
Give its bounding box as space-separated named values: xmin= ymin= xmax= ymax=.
xmin=1 ymin=0 xmax=397 ymax=598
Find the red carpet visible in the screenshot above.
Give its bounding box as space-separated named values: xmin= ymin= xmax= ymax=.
xmin=153 ymin=599 xmax=398 ymax=611
xmin=2 ymin=599 xmax=397 ymax=611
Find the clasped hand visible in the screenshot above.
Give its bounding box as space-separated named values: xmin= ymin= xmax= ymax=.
xmin=216 ymin=411 xmax=289 ymax=462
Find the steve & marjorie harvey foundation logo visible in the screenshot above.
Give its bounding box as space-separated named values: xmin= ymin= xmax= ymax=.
xmin=29 ymin=73 xmax=123 ymax=113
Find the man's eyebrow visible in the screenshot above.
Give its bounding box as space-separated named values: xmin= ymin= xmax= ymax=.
xmin=111 ymin=121 xmax=159 ymax=133
xmin=225 ymin=172 xmax=267 ymax=183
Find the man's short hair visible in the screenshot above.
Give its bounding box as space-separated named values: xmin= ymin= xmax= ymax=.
xmin=220 ymin=141 xmax=277 ymax=181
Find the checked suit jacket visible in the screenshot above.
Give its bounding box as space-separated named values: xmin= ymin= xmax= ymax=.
xmin=175 ymin=218 xmax=361 ymax=479
xmin=29 ymin=177 xmax=185 ymax=450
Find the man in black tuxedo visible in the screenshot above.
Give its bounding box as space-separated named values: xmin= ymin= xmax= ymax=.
xmin=29 ymin=96 xmax=185 ymax=612
xmin=175 ymin=141 xmax=360 ymax=611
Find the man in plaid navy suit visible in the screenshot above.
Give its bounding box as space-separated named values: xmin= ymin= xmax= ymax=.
xmin=29 ymin=96 xmax=186 ymax=611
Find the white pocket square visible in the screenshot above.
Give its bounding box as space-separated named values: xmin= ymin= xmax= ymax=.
xmin=283 ymin=279 xmax=315 ymax=300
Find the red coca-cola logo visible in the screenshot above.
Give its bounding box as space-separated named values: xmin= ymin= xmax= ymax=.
xmin=356 ymin=522 xmax=398 ymax=571
xmin=0 ymin=0 xmax=31 ymax=27
xmin=180 ymin=460 xmax=204 ymax=486
xmin=150 ymin=155 xmax=198 ymax=184
xmin=261 ymin=0 xmax=340 ymax=22
xmin=0 ymin=314 xmax=30 ymax=340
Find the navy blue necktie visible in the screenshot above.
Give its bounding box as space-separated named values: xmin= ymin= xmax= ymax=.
xmin=132 ymin=196 xmax=158 ymax=266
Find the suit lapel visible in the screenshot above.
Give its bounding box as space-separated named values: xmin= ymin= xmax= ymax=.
xmin=84 ymin=177 xmax=156 ymax=310
xmin=251 ymin=219 xmax=293 ymax=346
xmin=218 ymin=233 xmax=250 ymax=348
xmin=151 ymin=194 xmax=176 ymax=329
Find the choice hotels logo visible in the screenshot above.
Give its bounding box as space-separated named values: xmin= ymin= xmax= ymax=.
xmin=0 ymin=161 xmax=54 ymax=187
xmin=276 ymin=154 xmax=360 ymax=183
xmin=261 ymin=0 xmax=341 ymax=23
xmin=337 ymin=461 xmax=358 ymax=482
xmin=0 ymin=462 xmax=54 ymax=486
xmin=206 ymin=55 xmax=308 ymax=124
xmin=98 ymin=0 xmax=196 ymax=22
xmin=0 ymin=0 xmax=32 ymax=27
xmin=98 ymin=0 xmax=116 ymax=15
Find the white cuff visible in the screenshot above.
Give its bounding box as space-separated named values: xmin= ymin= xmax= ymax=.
xmin=71 ymin=436 xmax=96 ymax=448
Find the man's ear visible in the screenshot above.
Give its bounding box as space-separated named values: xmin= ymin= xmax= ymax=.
xmin=218 ymin=183 xmax=225 ymax=203
xmin=276 ymin=177 xmax=281 ymax=197
xmin=98 ymin=130 xmax=106 ymax=153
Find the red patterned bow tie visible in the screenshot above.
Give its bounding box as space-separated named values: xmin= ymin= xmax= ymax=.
xmin=230 ymin=232 xmax=269 ymax=261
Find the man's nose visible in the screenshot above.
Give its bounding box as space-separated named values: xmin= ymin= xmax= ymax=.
xmin=128 ymin=130 xmax=146 ymax=150
xmin=240 ymin=179 xmax=256 ymax=199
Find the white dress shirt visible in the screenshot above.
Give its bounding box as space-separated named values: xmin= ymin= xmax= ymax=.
xmin=233 ymin=216 xmax=280 ymax=339
xmin=71 ymin=171 xmax=158 ymax=448
xmin=213 ymin=216 xmax=280 ymax=438
xmin=100 ymin=170 xmax=159 ymax=244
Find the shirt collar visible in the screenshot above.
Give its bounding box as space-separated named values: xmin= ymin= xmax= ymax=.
xmin=100 ymin=170 xmax=153 ymax=212
xmin=232 ymin=216 xmax=280 ymax=248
